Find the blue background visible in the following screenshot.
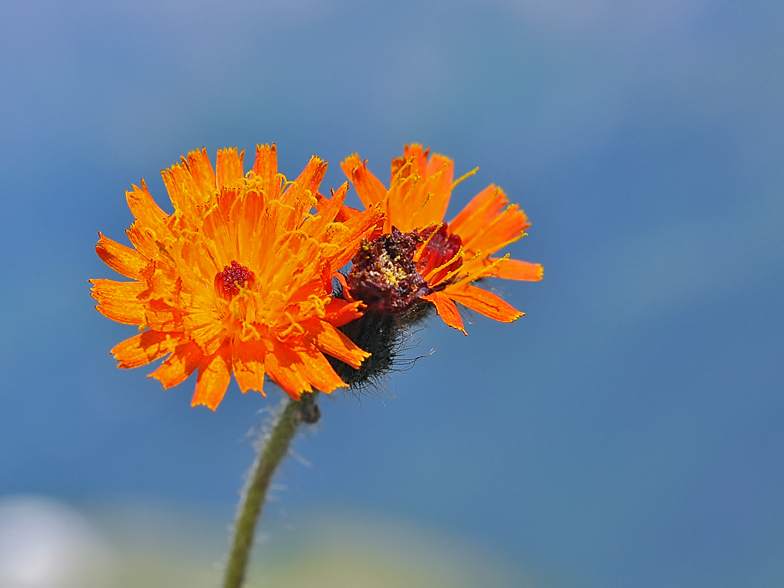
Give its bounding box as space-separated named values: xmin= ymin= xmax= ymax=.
xmin=1 ymin=0 xmax=782 ymax=586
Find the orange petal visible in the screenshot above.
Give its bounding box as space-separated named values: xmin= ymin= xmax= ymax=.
xmin=96 ymin=232 xmax=148 ymax=279
xmin=263 ymin=338 xmax=312 ymax=400
xmin=304 ymin=183 xmax=348 ymax=238
xmin=402 ymin=144 xmax=429 ymax=176
xmin=126 ymin=180 xmax=169 ymax=235
xmin=232 ymin=340 xmax=267 ymax=396
xmin=283 ymin=155 xmax=327 ymax=205
xmin=150 ymin=341 xmax=203 ymax=388
xmin=465 ymin=204 xmax=530 ymax=257
xmin=485 ymin=258 xmax=543 ymax=281
xmin=161 ymin=147 xmax=217 ymax=217
xmin=341 ymin=154 xmax=389 ymax=208
xmin=296 ymin=339 xmax=348 ymax=393
xmin=449 ymin=185 xmax=504 ymax=234
xmin=236 ymin=187 xmax=268 ymax=269
xmin=273 ymin=156 xmax=327 ymax=232
xmin=162 ymin=158 xmax=199 ymax=217
xmin=311 ymin=321 xmax=370 ymax=369
xmin=449 ymin=185 xmax=530 ymax=255
xmin=386 ymin=144 xmax=451 ymax=231
xmin=184 ymin=147 xmax=218 ymax=202
xmin=90 ymin=279 xmax=146 ymax=325
xmin=252 ymin=144 xmax=282 ymax=199
xmin=126 ymin=222 xmax=162 ymax=261
xmin=415 ymin=152 xmax=453 ymax=227
xmin=191 ymin=342 xmax=232 ymax=410
xmin=422 ymin=292 xmax=466 ymax=334
xmin=386 ymin=160 xmax=421 ymax=232
xmin=338 ymin=204 xmax=362 ymax=222
xmin=315 ymin=191 xmax=363 ymax=223
xmin=144 ymin=298 xmax=184 ymax=332
xmin=445 ymin=285 xmax=523 ymax=323
xmin=200 ymin=188 xmax=241 ymax=266
xmin=328 ymin=205 xmax=386 ymax=269
xmin=216 ymin=147 xmax=245 ymax=188
xmin=111 ymin=330 xmax=179 ymax=368
xmin=182 ymin=312 xmax=226 ymax=357
xmin=324 ymin=297 xmax=365 ymax=327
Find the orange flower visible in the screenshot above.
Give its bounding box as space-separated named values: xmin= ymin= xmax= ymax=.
xmin=91 ymin=145 xmax=383 ymax=410
xmin=340 ymin=144 xmax=543 ymax=333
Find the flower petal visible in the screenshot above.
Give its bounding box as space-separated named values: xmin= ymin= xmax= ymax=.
xmin=324 ymin=298 xmax=365 ymax=327
xmin=263 ymin=338 xmax=313 ymax=400
xmin=446 ymin=285 xmax=524 ymax=323
xmin=144 ymin=298 xmax=184 ymax=332
xmin=90 ymin=279 xmax=146 ymax=325
xmin=282 ymin=155 xmax=326 ymax=206
xmin=126 ymin=180 xmax=169 ymax=236
xmin=449 ymin=185 xmax=530 ymax=256
xmin=216 ymin=147 xmax=245 ymax=188
xmin=296 ymin=339 xmax=348 ymax=393
xmin=274 ymin=155 xmax=326 ymax=231
xmin=191 ymin=343 xmax=232 ymax=410
xmin=341 ymin=154 xmax=388 ymax=208
xmin=200 ymin=188 xmax=241 ymax=267
xmin=383 ymin=146 xmax=455 ymax=232
xmin=96 ymin=232 xmax=148 ymax=280
xmin=150 ymin=341 xmax=203 ymax=388
xmin=422 ymin=292 xmax=466 ymax=334
xmin=465 ymin=203 xmax=529 ymax=257
xmin=232 ymin=340 xmax=267 ymax=396
xmin=327 ymin=205 xmax=386 ymax=269
xmin=125 ymin=222 xmax=162 ymax=261
xmin=449 ymin=185 xmax=504 ymax=235
xmin=416 ymin=152 xmax=453 ymax=226
xmin=111 ymin=330 xmax=179 ymax=368
xmin=311 ymin=321 xmax=370 ymax=369
xmin=184 ymin=147 xmax=218 ymax=202
xmin=485 ymin=258 xmax=544 ymax=281
xmin=303 ymin=183 xmax=348 ymax=238
xmin=251 ymin=144 xmax=282 ymax=200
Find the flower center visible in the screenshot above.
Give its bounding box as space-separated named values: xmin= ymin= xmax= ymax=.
xmin=214 ymin=261 xmax=255 ymax=301
xmin=346 ymin=228 xmax=432 ymax=313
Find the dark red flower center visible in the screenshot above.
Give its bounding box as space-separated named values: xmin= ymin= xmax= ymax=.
xmin=346 ymin=228 xmax=432 ymax=313
xmin=214 ymin=261 xmax=255 ymax=301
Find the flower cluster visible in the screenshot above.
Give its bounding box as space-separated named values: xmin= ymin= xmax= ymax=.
xmin=91 ymin=144 xmax=542 ymax=409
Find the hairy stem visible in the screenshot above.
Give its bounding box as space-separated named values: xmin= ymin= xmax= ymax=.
xmin=223 ymin=393 xmax=318 ymax=588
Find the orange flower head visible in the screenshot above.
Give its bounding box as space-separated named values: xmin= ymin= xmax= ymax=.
xmin=340 ymin=144 xmax=543 ymax=334
xmin=91 ymin=145 xmax=384 ymax=410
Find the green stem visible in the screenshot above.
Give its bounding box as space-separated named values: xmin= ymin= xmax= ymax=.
xmin=223 ymin=393 xmax=318 ymax=588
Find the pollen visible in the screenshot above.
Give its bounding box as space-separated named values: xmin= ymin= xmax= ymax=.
xmin=214 ymin=261 xmax=255 ymax=301
xmin=346 ymin=227 xmax=432 ymax=313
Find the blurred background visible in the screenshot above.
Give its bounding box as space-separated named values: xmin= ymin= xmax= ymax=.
xmin=1 ymin=0 xmax=782 ymax=586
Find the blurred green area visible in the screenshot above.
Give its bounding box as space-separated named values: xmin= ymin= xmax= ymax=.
xmin=0 ymin=496 xmax=546 ymax=588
